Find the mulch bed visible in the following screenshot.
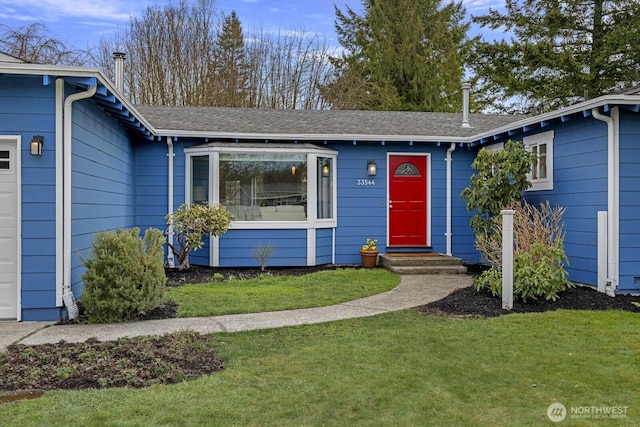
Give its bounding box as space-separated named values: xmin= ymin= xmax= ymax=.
xmin=419 ymin=284 xmax=640 ymax=318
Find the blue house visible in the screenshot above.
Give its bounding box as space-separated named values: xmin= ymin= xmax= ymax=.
xmin=1 ymin=54 xmax=638 ymax=321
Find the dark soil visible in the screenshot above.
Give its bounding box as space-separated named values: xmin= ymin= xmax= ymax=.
xmin=3 ymin=264 xmax=639 ymax=398
xmin=0 ymin=331 xmax=222 ymax=396
xmin=419 ymin=284 xmax=640 ymax=318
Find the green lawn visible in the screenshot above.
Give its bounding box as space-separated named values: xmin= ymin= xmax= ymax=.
xmin=1 ymin=309 xmax=638 ymax=426
xmin=166 ymin=268 xmax=400 ymax=317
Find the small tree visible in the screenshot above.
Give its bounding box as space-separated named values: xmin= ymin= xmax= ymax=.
xmin=166 ymin=203 xmax=233 ymax=270
xmin=461 ymin=140 xmax=537 ymax=237
xmin=252 ymin=243 xmax=276 ymax=272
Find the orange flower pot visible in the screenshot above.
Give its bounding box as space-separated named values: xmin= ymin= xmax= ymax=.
xmin=359 ymin=249 xmax=379 ymax=268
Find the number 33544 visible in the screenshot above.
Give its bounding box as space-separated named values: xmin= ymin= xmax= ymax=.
xmin=357 ymin=179 xmax=375 ymax=186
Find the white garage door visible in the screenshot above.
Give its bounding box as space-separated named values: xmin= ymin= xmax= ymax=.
xmin=0 ymin=138 xmax=19 ymax=320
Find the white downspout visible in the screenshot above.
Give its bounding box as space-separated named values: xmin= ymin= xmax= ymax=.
xmin=55 ymin=79 xmax=64 ymax=309
xmin=166 ymin=137 xmax=175 ymax=268
xmin=591 ymin=107 xmax=619 ymax=296
xmin=62 ymin=84 xmax=97 ymax=319
xmin=445 ymin=142 xmax=456 ymax=256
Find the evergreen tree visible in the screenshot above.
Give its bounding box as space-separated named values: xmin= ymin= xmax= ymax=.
xmin=208 ymin=11 xmax=250 ymax=107
xmin=324 ymin=0 xmax=472 ymax=112
xmin=471 ymin=0 xmax=640 ymax=113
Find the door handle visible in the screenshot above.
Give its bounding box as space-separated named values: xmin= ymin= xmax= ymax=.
xmin=389 ymin=200 xmax=393 ymax=209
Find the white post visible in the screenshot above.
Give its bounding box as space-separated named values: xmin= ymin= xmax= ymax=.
xmin=597 ymin=211 xmax=608 ymax=293
xmin=502 ymin=210 xmax=515 ymax=310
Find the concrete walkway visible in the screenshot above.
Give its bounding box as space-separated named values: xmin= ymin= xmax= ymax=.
xmin=0 ymin=274 xmax=472 ymax=351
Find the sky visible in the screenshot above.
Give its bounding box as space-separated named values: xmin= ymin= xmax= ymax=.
xmin=0 ymin=0 xmax=506 ymax=52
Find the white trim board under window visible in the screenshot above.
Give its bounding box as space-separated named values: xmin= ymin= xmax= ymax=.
xmin=524 ymin=130 xmax=554 ymax=191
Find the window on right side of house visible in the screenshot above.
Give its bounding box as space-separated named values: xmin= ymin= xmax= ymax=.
xmin=524 ymin=130 xmax=554 ymax=191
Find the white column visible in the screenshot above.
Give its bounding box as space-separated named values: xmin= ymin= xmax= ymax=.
xmin=502 ymin=210 xmax=515 ymax=310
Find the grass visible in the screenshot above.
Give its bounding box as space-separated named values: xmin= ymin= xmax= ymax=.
xmin=165 ymin=268 xmax=400 ymax=317
xmin=1 ymin=309 xmax=638 ymax=426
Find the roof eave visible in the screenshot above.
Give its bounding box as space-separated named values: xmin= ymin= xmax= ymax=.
xmin=154 ymin=129 xmax=470 ymax=144
xmin=468 ymin=94 xmax=640 ymax=145
xmin=0 ymin=63 xmax=157 ymax=137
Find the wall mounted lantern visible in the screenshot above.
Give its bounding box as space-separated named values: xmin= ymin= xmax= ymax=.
xmin=30 ymin=135 xmax=44 ymax=156
xmin=367 ymin=159 xmax=377 ymax=176
xmin=321 ymin=162 xmax=330 ymax=177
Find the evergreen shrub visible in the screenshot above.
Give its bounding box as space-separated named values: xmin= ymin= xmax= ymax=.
xmin=80 ymin=228 xmax=166 ymax=322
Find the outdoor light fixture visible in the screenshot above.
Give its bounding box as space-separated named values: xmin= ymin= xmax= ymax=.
xmin=322 ymin=162 xmax=330 ymax=177
xmin=367 ymin=159 xmax=377 ymax=176
xmin=30 ymin=135 xmax=43 ymax=156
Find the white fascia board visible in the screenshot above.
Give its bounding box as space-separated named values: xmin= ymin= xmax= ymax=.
xmin=154 ymin=129 xmax=468 ymax=144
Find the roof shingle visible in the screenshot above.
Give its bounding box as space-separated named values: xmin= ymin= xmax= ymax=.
xmin=135 ymin=105 xmax=525 ymax=141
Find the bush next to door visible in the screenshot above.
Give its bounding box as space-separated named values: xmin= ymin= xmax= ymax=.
xmin=80 ymin=228 xmax=166 ymax=323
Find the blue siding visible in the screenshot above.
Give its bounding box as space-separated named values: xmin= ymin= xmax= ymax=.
xmin=503 ymin=117 xmax=609 ymax=287
xmin=134 ymin=141 xmax=169 ymax=231
xmin=219 ymin=229 xmax=308 ymax=267
xmin=69 ymin=93 xmax=136 ymax=301
xmin=151 ymin=140 xmax=478 ymax=267
xmin=326 ymin=142 xmax=476 ymax=264
xmin=316 ymin=228 xmax=333 ymax=264
xmin=0 ymin=76 xmax=58 ymax=320
xmin=618 ymin=111 xmax=640 ymax=293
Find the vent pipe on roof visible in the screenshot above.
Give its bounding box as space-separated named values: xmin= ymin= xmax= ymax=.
xmin=113 ymin=51 xmax=126 ymax=93
xmin=461 ymin=82 xmax=471 ymax=128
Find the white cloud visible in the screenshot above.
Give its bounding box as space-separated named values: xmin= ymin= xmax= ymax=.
xmin=463 ymin=0 xmax=505 ymax=13
xmin=0 ymin=0 xmax=152 ymax=23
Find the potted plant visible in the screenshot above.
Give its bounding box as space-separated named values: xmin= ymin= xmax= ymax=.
xmin=359 ymin=238 xmax=379 ymax=268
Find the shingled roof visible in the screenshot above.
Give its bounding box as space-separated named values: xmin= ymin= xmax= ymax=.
xmin=135 ymin=105 xmax=525 ymax=142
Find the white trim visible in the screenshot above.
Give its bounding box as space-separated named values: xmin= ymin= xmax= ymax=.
xmin=386 ymin=152 xmax=432 ymax=247
xmin=307 ymin=229 xmax=315 ymax=266
xmin=16 ymin=136 xmax=21 ymax=321
xmin=211 ymin=236 xmax=220 ymax=267
xmin=524 ymin=130 xmax=554 ymax=191
xmin=0 ymin=136 xmax=22 ymax=320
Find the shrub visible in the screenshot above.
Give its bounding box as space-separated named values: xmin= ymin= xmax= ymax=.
xmin=461 ymin=140 xmax=537 ymax=236
xmin=476 ymin=200 xmax=567 ymax=265
xmin=475 ymin=242 xmax=573 ymax=301
xmin=80 ymin=228 xmax=166 ymax=323
xmin=473 ymin=200 xmax=573 ymax=302
xmin=166 ymin=203 xmax=233 ymax=270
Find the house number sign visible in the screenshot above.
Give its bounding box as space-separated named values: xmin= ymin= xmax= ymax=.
xmin=357 ymin=179 xmax=376 ymax=186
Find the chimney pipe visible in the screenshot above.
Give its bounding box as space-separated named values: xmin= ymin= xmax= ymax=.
xmin=461 ymin=82 xmax=471 ymax=128
xmin=113 ymin=51 xmax=126 ymax=93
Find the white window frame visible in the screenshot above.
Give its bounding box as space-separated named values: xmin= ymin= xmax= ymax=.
xmin=184 ymin=143 xmax=338 ymax=230
xmin=524 ymin=130 xmax=554 ymax=191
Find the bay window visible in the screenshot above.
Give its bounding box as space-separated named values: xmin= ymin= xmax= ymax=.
xmin=185 ymin=143 xmax=337 ymax=228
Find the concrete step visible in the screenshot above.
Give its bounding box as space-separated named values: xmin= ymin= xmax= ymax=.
xmin=379 ymin=254 xmax=467 ymax=275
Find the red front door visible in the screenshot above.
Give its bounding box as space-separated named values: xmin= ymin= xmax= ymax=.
xmin=388 ymin=155 xmax=428 ymax=246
